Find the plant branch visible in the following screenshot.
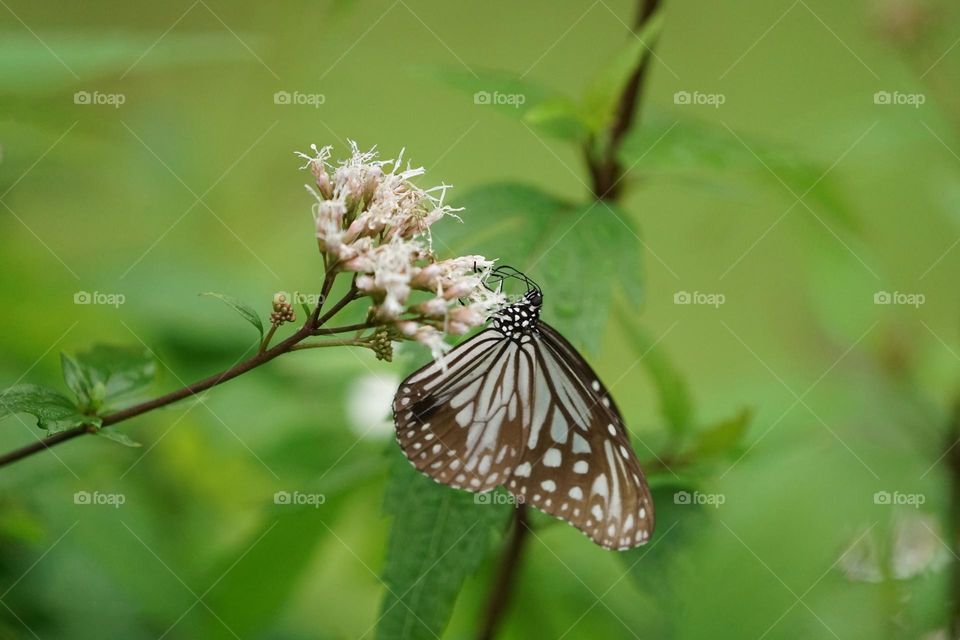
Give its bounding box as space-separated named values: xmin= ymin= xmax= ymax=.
xmin=946 ymin=396 xmax=960 ymax=638
xmin=588 ymin=0 xmax=662 ymax=201
xmin=313 ymin=275 xmax=357 ymax=329
xmin=313 ymin=321 xmax=378 ymax=335
xmin=0 ymin=279 xmax=360 ymax=470
xmin=476 ymin=505 xmax=530 ymax=640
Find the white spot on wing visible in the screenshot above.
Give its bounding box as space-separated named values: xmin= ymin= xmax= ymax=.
xmin=543 ymin=448 xmax=562 ymax=467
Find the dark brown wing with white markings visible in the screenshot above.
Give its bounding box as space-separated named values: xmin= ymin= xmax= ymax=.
xmin=393 ymin=329 xmax=531 ymax=493
xmin=504 ymin=321 xmax=654 ymax=550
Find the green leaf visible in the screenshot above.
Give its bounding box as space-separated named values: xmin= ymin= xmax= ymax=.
xmin=447 ymin=183 xmax=644 ymax=352
xmin=620 ymin=479 xmax=711 ymax=636
xmin=618 ymin=312 xmax=693 ymax=437
xmin=422 ymin=66 xmax=554 ymax=116
xmin=61 ymin=352 xmax=94 ymax=408
xmin=422 ymin=65 xmax=586 ymax=142
xmin=619 ymin=117 xmax=858 ymax=230
xmin=0 ymin=31 xmax=268 ymax=93
xmin=689 ymin=408 xmax=753 ymax=460
xmin=377 ymin=449 xmax=510 ymax=640
xmin=523 ymin=97 xmax=590 ymax=142
xmin=203 ymin=507 xmax=329 ymax=638
xmin=94 ymin=428 xmax=142 ymax=448
xmin=200 ymin=292 xmax=265 ymax=340
xmin=0 ymin=384 xmax=96 ymax=433
xmin=64 ymin=344 xmax=157 ymax=412
xmin=581 ymin=9 xmax=664 ymax=133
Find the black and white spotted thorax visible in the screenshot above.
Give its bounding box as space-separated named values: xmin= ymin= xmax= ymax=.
xmin=492 ymin=290 xmax=543 ymax=338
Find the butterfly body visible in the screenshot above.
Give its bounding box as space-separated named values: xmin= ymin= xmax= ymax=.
xmin=393 ymin=277 xmax=654 ymax=550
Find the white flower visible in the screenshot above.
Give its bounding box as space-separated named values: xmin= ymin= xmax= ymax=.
xmin=297 ymin=141 xmax=508 ymax=360
xmin=345 ymin=373 xmax=400 ymax=439
xmin=400 ymin=322 xmax=450 ymax=360
xmin=839 ymin=513 xmax=950 ymax=583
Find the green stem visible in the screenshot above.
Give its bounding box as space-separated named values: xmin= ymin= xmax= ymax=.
xmin=587 ymin=0 xmax=663 ymax=201
xmin=259 ymin=323 xmax=279 ymax=353
xmin=290 ymin=338 xmax=370 ymax=350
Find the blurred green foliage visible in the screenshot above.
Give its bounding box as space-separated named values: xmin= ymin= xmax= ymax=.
xmin=2 ymin=0 xmax=960 ymax=639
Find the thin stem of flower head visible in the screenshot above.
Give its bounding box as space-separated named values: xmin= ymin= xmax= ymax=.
xmin=313 ymin=277 xmax=359 ymax=329
xmin=289 ymin=337 xmax=371 ymax=350
xmin=309 ymin=269 xmax=339 ymax=327
xmin=314 ymin=321 xmax=380 ymax=335
xmin=259 ymin=324 xmax=279 ymax=353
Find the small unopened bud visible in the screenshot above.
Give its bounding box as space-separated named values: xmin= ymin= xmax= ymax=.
xmin=370 ymin=328 xmax=393 ymax=362
xmin=311 ymin=162 xmax=333 ymax=199
xmin=270 ymin=293 xmax=296 ymax=326
xmin=362 ymin=166 xmax=383 ymax=203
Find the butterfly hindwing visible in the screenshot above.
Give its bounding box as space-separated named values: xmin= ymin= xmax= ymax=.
xmin=394 ymin=329 xmax=528 ymax=492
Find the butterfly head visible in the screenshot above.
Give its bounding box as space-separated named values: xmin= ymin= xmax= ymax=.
xmin=489 ymin=266 xmax=542 ymax=336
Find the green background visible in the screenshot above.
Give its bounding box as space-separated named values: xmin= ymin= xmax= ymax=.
xmin=2 ymin=0 xmax=959 ymax=638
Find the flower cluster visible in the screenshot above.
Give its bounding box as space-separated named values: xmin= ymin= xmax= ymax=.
xmin=297 ymin=142 xmax=506 ymax=360
xmin=270 ymin=293 xmax=296 ymax=327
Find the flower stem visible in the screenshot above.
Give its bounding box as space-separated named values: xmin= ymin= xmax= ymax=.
xmin=259 ymin=323 xmax=279 ymax=353
xmin=290 ymin=337 xmax=369 ymax=350
xmin=313 ymin=321 xmax=379 ymax=335
xmin=0 ymin=278 xmax=357 ymax=470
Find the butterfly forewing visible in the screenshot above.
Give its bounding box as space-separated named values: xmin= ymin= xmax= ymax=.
xmin=394 ymin=329 xmax=528 ymax=492
xmin=393 ymin=288 xmax=655 ymax=551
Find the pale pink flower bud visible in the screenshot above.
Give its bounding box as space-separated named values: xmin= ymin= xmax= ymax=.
xmin=415 ymin=297 xmax=448 ymax=318
xmin=396 ymin=321 xmax=418 ymax=337
xmin=449 ymin=305 xmax=485 ymax=328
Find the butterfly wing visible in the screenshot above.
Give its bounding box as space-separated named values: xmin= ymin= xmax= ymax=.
xmin=393 ymin=329 xmax=531 ymax=492
xmin=504 ymin=321 xmax=654 ymax=550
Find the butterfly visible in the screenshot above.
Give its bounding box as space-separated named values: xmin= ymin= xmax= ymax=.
xmin=393 ymin=266 xmax=654 ymax=550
